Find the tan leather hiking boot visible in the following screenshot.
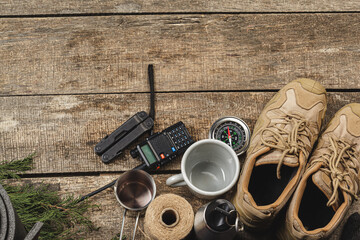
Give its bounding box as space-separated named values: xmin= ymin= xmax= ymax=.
xmin=279 ymin=103 xmax=360 ymax=240
xmin=232 ymin=78 xmax=327 ymax=230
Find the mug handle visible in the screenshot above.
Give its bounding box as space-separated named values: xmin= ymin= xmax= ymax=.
xmin=166 ymin=174 xmax=187 ymax=187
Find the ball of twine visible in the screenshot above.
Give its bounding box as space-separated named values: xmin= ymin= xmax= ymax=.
xmin=144 ymin=194 xmax=194 ymax=240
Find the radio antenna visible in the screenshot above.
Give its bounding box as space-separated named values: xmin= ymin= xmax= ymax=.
xmin=148 ymin=64 xmax=155 ymax=122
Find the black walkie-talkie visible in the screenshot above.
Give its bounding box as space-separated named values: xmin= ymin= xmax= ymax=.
xmin=130 ymin=121 xmax=194 ymax=169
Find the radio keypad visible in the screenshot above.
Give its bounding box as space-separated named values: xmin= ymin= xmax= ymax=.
xmin=168 ymin=124 xmax=191 ymax=150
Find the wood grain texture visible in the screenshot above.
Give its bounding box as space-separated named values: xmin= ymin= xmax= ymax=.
xmin=1 ymin=91 xmax=359 ymax=174
xmin=12 ymin=174 xmax=210 ymax=240
xmin=1 ymin=0 xmax=360 ymax=15
xmin=1 ymin=14 xmax=360 ymax=96
xmin=12 ymin=174 xmax=355 ymax=240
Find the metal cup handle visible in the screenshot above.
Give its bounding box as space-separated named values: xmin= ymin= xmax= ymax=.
xmin=132 ymin=212 xmax=140 ymax=240
xmin=119 ymin=209 xmax=127 ymax=240
xmin=119 ymin=210 xmax=141 ymax=240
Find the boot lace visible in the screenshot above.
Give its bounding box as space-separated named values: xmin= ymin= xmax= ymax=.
xmin=311 ymin=136 xmax=359 ymax=207
xmin=260 ymin=113 xmax=312 ymax=179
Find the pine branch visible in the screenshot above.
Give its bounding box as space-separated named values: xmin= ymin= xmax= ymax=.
xmin=1 ymin=154 xmax=99 ymax=240
xmin=0 ymin=153 xmax=34 ymax=179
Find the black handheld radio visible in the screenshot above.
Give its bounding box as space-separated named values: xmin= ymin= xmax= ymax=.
xmin=130 ymin=121 xmax=194 ymax=169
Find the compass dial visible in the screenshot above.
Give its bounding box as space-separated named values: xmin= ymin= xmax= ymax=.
xmin=209 ymin=117 xmax=251 ymax=156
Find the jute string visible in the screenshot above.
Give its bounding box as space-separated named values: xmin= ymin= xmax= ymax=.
xmin=144 ymin=194 xmax=194 ymax=240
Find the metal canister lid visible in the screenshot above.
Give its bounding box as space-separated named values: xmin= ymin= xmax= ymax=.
xmin=204 ymin=199 xmax=236 ymax=232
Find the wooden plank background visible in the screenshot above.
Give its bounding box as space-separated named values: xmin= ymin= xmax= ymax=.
xmin=0 ymin=92 xmax=359 ymax=174
xmin=1 ymin=0 xmax=360 ymax=15
xmin=1 ymin=14 xmax=360 ymax=96
xmin=1 ymin=1 xmax=360 ymax=239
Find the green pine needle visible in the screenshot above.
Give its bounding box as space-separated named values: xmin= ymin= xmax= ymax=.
xmin=1 ymin=154 xmax=98 ymax=240
xmin=0 ymin=153 xmax=34 ymax=179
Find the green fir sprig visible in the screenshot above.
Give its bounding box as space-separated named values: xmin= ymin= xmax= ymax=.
xmin=0 ymin=154 xmax=98 ymax=240
xmin=0 ymin=153 xmax=34 ymax=179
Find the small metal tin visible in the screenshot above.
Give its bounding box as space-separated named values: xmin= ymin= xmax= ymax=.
xmin=194 ymin=199 xmax=244 ymax=240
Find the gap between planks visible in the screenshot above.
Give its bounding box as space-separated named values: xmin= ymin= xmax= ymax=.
xmin=1 ymin=11 xmax=360 ymax=19
xmin=0 ymin=89 xmax=360 ymax=98
xmin=18 ymin=169 xmax=181 ymax=179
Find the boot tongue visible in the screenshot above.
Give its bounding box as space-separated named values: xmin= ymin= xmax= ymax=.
xmin=255 ymin=149 xmax=299 ymax=167
xmin=312 ymin=171 xmax=341 ymax=210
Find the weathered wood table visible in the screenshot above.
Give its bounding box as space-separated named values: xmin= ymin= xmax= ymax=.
xmin=1 ymin=1 xmax=360 ymax=239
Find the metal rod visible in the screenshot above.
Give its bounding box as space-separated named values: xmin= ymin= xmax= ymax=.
xmin=215 ymin=207 xmax=231 ymax=216
xmin=78 ymin=163 xmax=147 ymax=203
xmin=119 ymin=209 xmax=127 ymax=240
xmin=132 ymin=212 xmax=141 ymax=240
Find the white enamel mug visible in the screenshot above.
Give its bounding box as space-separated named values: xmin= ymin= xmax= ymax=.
xmin=166 ymin=139 xmax=240 ymax=199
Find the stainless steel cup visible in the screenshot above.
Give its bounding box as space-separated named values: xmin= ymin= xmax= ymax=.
xmin=114 ymin=170 xmax=156 ymax=240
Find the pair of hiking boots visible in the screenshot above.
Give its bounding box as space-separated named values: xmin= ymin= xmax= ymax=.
xmin=232 ymin=79 xmax=360 ymax=239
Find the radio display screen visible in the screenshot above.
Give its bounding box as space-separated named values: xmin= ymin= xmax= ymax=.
xmin=141 ymin=144 xmax=157 ymax=164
